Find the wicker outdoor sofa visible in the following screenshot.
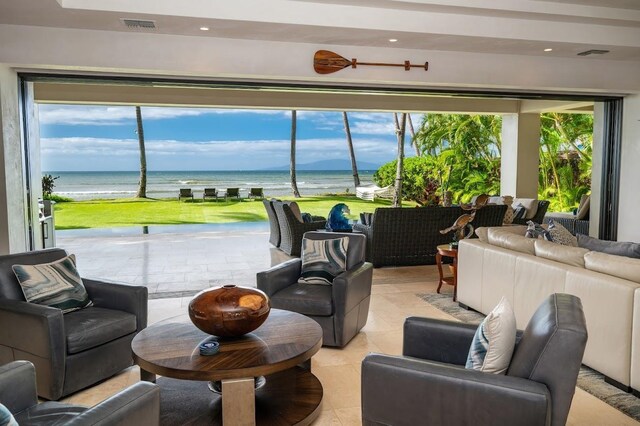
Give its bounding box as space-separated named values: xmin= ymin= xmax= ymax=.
xmin=353 ymin=205 xmax=507 ymax=267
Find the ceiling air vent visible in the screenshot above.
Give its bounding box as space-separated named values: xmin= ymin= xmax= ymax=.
xmin=121 ymin=19 xmax=157 ymax=30
xmin=577 ymin=49 xmax=610 ymax=56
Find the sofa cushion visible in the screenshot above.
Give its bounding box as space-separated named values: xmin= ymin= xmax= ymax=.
xmin=285 ymin=201 xmax=303 ymax=222
xmin=12 ymin=255 xmax=93 ymax=314
xmin=299 ymin=237 xmax=349 ymax=285
xmin=271 ymin=283 xmax=333 ymax=316
xmin=513 ymin=198 xmax=538 ymax=219
xmin=488 ymin=228 xmax=536 ymax=255
xmin=475 ymin=227 xmax=489 ymax=242
xmin=584 ymin=251 xmax=640 ymax=284
xmin=534 ymin=240 xmax=588 ymax=268
xmin=577 ymin=234 xmax=640 ymax=259
xmin=465 ymin=297 xmax=516 ymax=374
xmin=64 ymin=307 xmax=137 ymax=354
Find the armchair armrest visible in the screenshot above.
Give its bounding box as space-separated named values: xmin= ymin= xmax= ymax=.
xmin=0 ymin=299 xmax=66 ymax=383
xmin=403 ymin=317 xmax=479 ymax=366
xmin=332 ymin=262 xmax=373 ymax=316
xmin=362 ymin=354 xmax=551 ymax=426
xmin=0 ymin=361 xmax=38 ymax=414
xmin=83 ymin=279 xmax=148 ymax=331
xmin=256 ymin=259 xmax=302 ymax=297
xmin=67 ymin=382 xmax=160 ymax=426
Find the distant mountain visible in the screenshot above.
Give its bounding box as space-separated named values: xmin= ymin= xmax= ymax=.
xmin=264 ymin=159 xmax=381 ymax=171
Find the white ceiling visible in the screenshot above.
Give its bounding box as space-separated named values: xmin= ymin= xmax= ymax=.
xmin=1 ymin=0 xmax=639 ymax=61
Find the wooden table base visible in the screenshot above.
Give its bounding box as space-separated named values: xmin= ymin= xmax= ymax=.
xmin=157 ymin=367 xmax=323 ymax=426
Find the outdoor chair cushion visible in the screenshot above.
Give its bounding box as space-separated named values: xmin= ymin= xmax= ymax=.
xmin=270 ymin=283 xmax=333 ymax=316
xmin=64 ymin=307 xmax=137 ymax=354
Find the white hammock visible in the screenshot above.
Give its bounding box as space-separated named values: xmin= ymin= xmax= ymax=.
xmin=356 ymin=185 xmax=395 ymax=201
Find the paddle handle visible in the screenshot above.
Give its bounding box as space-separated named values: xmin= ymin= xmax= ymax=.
xmin=355 ymin=60 xmax=429 ymax=71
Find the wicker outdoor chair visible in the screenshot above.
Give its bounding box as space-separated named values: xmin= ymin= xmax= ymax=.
xmin=353 ymin=205 xmax=507 ymax=267
xmin=263 ymin=199 xmax=281 ymax=247
xmin=272 ymin=201 xmax=326 ymax=256
xmin=544 ymin=195 xmax=590 ymax=236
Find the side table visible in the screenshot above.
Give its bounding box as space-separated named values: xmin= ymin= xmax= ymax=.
xmin=436 ymin=244 xmax=458 ymax=301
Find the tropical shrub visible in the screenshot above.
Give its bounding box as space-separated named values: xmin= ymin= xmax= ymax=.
xmin=373 ymin=156 xmax=433 ymax=203
xmin=375 ymin=112 xmax=593 ymax=210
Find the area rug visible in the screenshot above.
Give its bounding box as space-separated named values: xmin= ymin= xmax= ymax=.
xmin=416 ymin=293 xmax=640 ymax=422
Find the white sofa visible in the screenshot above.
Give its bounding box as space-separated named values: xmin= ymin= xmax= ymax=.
xmin=458 ymin=226 xmax=640 ymax=394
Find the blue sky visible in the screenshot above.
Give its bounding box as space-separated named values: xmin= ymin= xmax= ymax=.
xmin=38 ymin=105 xmax=420 ymax=171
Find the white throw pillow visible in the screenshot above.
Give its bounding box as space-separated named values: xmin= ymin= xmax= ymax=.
xmin=465 ymin=297 xmax=517 ymax=374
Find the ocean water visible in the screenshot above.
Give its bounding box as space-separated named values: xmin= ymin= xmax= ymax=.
xmin=47 ymin=170 xmax=377 ymax=201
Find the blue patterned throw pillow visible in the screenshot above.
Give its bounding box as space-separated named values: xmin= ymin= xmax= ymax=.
xmin=298 ymin=237 xmax=349 ymax=285
xmin=0 ymin=403 xmax=17 ymax=426
xmin=524 ymin=220 xmax=551 ymax=241
xmin=13 ymin=254 xmax=93 ymax=314
xmin=465 ymin=297 xmax=517 ymax=374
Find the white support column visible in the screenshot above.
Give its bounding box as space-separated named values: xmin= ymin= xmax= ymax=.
xmin=618 ymin=94 xmax=640 ymax=243
xmin=590 ymin=103 xmax=605 ymax=237
xmin=500 ymin=113 xmax=540 ymax=198
xmin=0 ymin=65 xmax=28 ymax=254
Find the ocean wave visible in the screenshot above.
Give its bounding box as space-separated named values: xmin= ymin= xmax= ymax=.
xmin=56 ymin=190 xmax=136 ymax=195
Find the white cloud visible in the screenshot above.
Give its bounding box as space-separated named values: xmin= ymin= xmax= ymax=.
xmin=38 ymin=105 xmax=287 ymax=126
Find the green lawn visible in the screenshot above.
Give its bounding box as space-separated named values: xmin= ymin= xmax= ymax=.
xmin=53 ymin=195 xmax=409 ymax=230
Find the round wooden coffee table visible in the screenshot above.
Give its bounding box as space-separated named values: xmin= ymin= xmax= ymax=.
xmin=132 ymin=309 xmax=323 ymax=425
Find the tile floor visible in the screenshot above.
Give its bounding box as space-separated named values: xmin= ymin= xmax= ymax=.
xmin=58 ymin=226 xmax=638 ymax=425
xmin=58 ymin=222 xmax=291 ymax=296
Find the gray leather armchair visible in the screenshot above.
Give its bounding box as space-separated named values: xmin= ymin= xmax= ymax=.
xmin=257 ymin=231 xmax=373 ymax=347
xmin=0 ymin=248 xmax=148 ymax=400
xmin=0 ymin=360 xmax=159 ymax=426
xmin=362 ymin=293 xmax=588 ymax=426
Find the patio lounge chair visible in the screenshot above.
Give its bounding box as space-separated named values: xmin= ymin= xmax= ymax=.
xmin=272 ymin=200 xmax=326 ymax=256
xmin=179 ymin=188 xmax=194 ymax=201
xmin=203 ymin=188 xmax=218 ymax=201
xmin=356 ymin=185 xmax=395 ymax=201
xmin=248 ymin=187 xmax=264 ymax=199
xmin=225 ymin=188 xmax=241 ymax=200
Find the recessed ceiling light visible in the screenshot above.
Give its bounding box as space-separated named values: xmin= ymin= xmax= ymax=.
xmin=389 ymin=38 xmax=398 ymax=43
xmin=200 ymin=26 xmax=210 ymax=31
xmin=544 ymin=48 xmax=553 ymax=52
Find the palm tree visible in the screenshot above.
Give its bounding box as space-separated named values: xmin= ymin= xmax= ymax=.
xmin=342 ymin=112 xmax=360 ymax=188
xmin=407 ymin=114 xmax=421 ymax=156
xmin=290 ymin=110 xmax=301 ymax=198
xmin=135 ymin=106 xmax=147 ymax=198
xmin=393 ymin=113 xmax=407 ymax=207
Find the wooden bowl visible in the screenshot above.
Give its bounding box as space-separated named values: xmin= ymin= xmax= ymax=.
xmin=188 ymin=285 xmax=271 ymax=337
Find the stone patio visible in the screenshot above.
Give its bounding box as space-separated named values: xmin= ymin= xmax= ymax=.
xmin=56 ymin=222 xmax=293 ymax=298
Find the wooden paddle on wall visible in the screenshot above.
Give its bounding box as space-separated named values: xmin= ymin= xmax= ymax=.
xmin=313 ymin=50 xmax=429 ymax=74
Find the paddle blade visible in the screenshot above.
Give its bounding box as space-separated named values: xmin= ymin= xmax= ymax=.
xmin=313 ymin=50 xmax=352 ymax=74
